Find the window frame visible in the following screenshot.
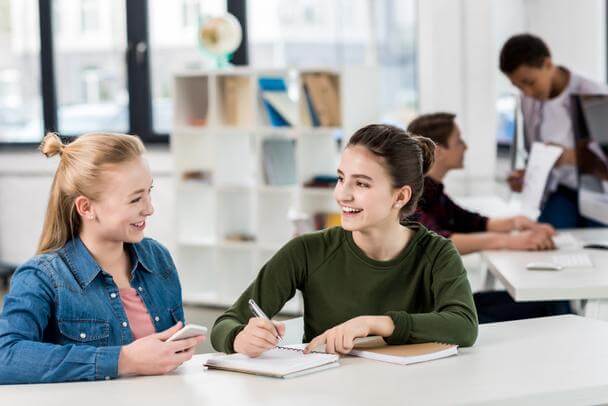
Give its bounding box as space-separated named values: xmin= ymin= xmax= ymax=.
xmin=0 ymin=0 xmax=249 ymax=148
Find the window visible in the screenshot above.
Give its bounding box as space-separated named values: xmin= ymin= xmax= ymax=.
xmin=0 ymin=0 xmax=10 ymax=32
xmin=247 ymin=0 xmax=418 ymax=117
xmin=80 ymin=0 xmax=100 ymax=33
xmin=181 ymin=0 xmax=203 ymax=28
xmin=0 ymin=0 xmax=42 ymax=143
xmin=1 ymin=0 xmax=414 ymax=145
xmin=1 ymin=0 xmax=233 ymax=145
xmin=53 ymin=0 xmax=128 ymax=135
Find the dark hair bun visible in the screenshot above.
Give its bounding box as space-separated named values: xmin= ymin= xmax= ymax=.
xmin=412 ymin=135 xmax=436 ymax=175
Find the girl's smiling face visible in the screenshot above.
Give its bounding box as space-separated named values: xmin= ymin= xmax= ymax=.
xmin=334 ymin=145 xmax=410 ymax=232
xmin=80 ymin=156 xmax=155 ymax=244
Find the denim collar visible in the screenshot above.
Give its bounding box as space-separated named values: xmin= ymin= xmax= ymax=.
xmin=60 ymin=237 xmax=154 ymax=289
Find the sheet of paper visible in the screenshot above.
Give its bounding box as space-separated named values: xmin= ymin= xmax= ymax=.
xmin=521 ymin=142 xmax=563 ymax=218
xmin=552 ymin=232 xmax=582 ymax=249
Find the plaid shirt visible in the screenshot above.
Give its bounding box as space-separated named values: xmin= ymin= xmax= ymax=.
xmin=411 ymin=177 xmax=488 ymax=238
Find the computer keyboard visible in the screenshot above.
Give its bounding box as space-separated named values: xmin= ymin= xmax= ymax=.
xmin=551 ymin=253 xmax=593 ymax=268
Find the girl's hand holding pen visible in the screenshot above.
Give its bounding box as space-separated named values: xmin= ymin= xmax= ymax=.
xmin=233 ymin=317 xmax=286 ymax=357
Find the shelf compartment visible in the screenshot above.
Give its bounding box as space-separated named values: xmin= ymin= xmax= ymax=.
xmin=176 ymin=182 xmax=217 ymax=243
xmin=217 ymin=247 xmax=256 ymax=303
xmin=214 ymin=131 xmax=256 ymax=187
xmin=256 ymin=188 xmax=296 ymax=246
xmin=216 ymin=188 xmax=256 ymax=243
xmin=174 ymin=75 xmax=209 ymax=127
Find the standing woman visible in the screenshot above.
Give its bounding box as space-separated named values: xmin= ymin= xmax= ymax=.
xmin=0 ymin=133 xmax=204 ymax=384
xmin=211 ymin=124 xmax=478 ymax=356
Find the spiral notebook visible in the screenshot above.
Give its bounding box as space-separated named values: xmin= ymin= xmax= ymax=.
xmin=204 ymin=346 xmax=340 ymax=379
xmin=350 ymin=336 xmax=458 ymax=365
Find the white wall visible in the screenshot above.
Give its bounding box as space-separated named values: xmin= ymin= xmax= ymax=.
xmin=0 ymin=148 xmax=176 ymax=264
xmin=525 ymin=0 xmax=606 ymax=82
xmin=417 ymin=0 xmax=498 ymax=194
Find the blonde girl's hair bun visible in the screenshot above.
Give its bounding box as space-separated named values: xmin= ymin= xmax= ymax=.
xmin=40 ymin=132 xmax=65 ymax=158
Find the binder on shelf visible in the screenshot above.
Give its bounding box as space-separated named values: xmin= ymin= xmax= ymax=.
xmin=262 ymin=92 xmax=298 ymax=126
xmin=258 ymin=77 xmax=296 ymax=127
xmin=262 ymin=138 xmax=297 ymax=186
xmin=221 ymin=76 xmax=252 ymax=126
xmin=302 ymin=73 xmax=341 ymax=127
xmin=302 ymin=84 xmax=321 ymax=127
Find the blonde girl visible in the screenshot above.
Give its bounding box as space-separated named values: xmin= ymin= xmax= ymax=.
xmin=0 ymin=133 xmax=203 ymax=384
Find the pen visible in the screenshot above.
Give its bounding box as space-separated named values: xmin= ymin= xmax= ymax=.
xmin=248 ymin=299 xmax=285 ymax=345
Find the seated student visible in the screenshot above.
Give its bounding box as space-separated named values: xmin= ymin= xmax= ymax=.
xmin=0 ymin=133 xmax=204 ymax=384
xmin=500 ymin=33 xmax=608 ymax=228
xmin=211 ymin=124 xmax=478 ymax=357
xmin=408 ymin=113 xmax=571 ymax=322
xmin=407 ymin=112 xmax=556 ymax=255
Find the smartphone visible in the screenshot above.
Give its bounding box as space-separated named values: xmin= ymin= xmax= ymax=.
xmin=167 ymin=324 xmax=208 ymax=342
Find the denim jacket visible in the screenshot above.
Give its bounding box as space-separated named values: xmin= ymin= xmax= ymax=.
xmin=0 ymin=237 xmax=185 ymax=384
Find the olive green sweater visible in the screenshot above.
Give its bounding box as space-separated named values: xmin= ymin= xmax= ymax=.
xmin=211 ymin=223 xmax=478 ymax=353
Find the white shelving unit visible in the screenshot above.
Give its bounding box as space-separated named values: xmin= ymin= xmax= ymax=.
xmin=171 ymin=66 xmax=379 ymax=314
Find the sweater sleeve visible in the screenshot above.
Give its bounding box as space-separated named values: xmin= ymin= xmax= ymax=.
xmin=210 ymin=237 xmax=309 ymax=353
xmin=384 ymin=240 xmax=478 ymax=347
xmin=443 ymin=194 xmax=489 ymax=234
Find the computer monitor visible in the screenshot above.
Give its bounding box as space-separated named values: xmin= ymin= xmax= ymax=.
xmin=496 ymin=93 xmax=527 ymax=171
xmin=572 ymin=94 xmax=608 ymax=225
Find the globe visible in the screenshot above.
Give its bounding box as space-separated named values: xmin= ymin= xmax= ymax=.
xmin=198 ymin=13 xmax=243 ymax=67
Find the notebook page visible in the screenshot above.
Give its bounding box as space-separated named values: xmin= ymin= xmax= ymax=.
xmin=205 ymin=347 xmax=338 ymax=376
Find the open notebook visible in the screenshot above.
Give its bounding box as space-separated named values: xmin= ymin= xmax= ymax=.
xmin=204 ymin=346 xmax=339 ymax=379
xmin=350 ymin=336 xmax=457 ymax=365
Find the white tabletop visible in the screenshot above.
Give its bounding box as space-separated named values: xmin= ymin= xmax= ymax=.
xmin=3 ymin=315 xmax=608 ymax=405
xmin=482 ymin=228 xmax=608 ymax=301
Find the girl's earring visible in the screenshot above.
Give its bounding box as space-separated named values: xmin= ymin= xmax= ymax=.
xmin=89 ymin=215 xmax=94 ymax=220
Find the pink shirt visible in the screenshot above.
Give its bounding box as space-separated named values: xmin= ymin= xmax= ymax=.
xmin=119 ymin=287 xmax=156 ymax=340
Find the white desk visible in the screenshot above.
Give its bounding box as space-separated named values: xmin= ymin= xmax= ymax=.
xmin=482 ymin=228 xmax=608 ymax=319
xmin=2 ymin=315 xmax=608 ymax=405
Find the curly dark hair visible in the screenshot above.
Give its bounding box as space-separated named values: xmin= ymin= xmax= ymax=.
xmin=499 ymin=33 xmax=551 ymax=74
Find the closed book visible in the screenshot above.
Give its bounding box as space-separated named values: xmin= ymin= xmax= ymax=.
xmin=350 ymin=336 xmax=458 ymax=365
